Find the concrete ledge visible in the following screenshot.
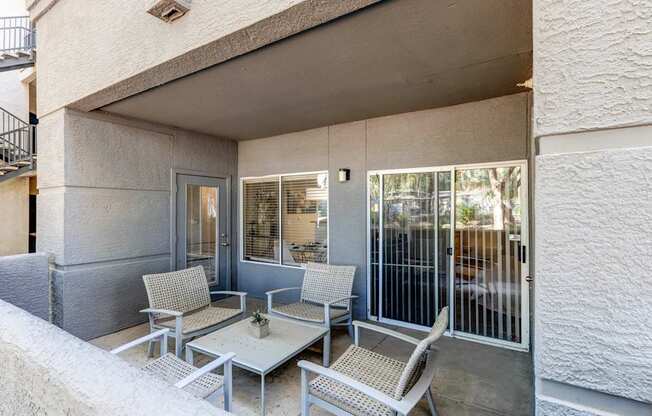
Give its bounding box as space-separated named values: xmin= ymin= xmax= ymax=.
xmin=0 ymin=299 xmax=222 ymax=415
xmin=0 ymin=253 xmax=50 ymax=321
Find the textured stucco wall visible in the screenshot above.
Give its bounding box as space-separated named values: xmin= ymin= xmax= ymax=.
xmin=0 ymin=69 xmax=29 ymax=122
xmin=534 ymin=1 xmax=652 ymax=414
xmin=38 ymin=109 xmax=237 ymax=339
xmin=32 ymin=0 xmax=379 ymax=117
xmin=0 ymin=176 xmax=29 ymax=256
xmin=0 ymin=253 xmax=49 ymax=320
xmin=0 ymin=299 xmax=223 ymax=416
xmin=536 ymin=147 xmax=652 ymax=404
xmin=238 ymin=93 xmax=530 ymax=318
xmin=533 ymin=0 xmax=652 ymax=137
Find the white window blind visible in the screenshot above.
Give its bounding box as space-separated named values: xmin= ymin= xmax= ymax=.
xmin=242 ymin=172 xmax=328 ymax=267
xmin=281 ymin=173 xmax=328 ymax=266
xmin=242 ymin=178 xmax=279 ymax=263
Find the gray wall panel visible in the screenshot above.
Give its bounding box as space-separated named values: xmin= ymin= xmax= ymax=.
xmin=52 ymin=257 xmax=170 ymax=340
xmin=0 ymin=253 xmax=50 ymax=321
xmin=238 ymin=94 xmax=530 ymax=320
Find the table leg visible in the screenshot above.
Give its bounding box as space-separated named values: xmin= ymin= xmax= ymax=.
xmin=260 ymin=373 xmax=266 ymax=416
xmin=323 ymin=332 xmax=330 ymax=367
xmin=185 ymin=346 xmax=194 ymax=365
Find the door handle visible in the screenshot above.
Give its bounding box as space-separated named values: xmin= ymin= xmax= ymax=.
xmin=220 ymin=242 xmax=230 ymax=247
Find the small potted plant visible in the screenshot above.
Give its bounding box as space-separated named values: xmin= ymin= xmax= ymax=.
xmin=249 ymin=310 xmax=270 ymax=339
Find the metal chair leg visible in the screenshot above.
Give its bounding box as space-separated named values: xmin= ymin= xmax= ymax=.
xmin=147 ymin=340 xmax=155 ymax=358
xmin=301 ymin=368 xmax=310 ymax=416
xmin=175 ymin=335 xmax=183 ymax=358
xmin=426 ymin=387 xmax=438 ymax=416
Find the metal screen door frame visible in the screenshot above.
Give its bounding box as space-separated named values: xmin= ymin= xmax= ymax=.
xmin=366 ymin=160 xmax=530 ymax=351
xmin=171 ymin=170 xmax=232 ymax=291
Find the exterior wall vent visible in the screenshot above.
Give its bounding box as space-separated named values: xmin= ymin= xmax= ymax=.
xmin=147 ymin=0 xmax=191 ymax=23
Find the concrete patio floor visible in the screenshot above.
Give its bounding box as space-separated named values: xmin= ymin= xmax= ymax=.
xmin=91 ymin=298 xmax=533 ymax=416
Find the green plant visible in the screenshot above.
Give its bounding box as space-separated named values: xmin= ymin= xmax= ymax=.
xmin=458 ymin=204 xmax=477 ymax=225
xmin=250 ymin=310 xmax=269 ymax=326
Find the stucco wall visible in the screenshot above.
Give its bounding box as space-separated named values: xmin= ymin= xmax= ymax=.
xmin=31 ymin=0 xmax=379 ymax=117
xmin=536 ymin=146 xmax=652 ymax=406
xmin=533 ymin=0 xmax=652 ymax=414
xmin=0 ymin=252 xmax=50 ymax=320
xmin=0 ymin=176 xmax=29 ymax=256
xmin=0 ymin=299 xmax=223 ymax=415
xmin=0 ymin=69 xmax=29 ymax=122
xmin=37 ymin=109 xmax=237 ymax=339
xmin=533 ymin=0 xmax=652 ymax=137
xmin=238 ymin=93 xmax=530 ymax=318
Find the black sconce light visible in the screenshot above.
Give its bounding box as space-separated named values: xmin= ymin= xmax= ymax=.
xmin=338 ymin=168 xmax=351 ymax=183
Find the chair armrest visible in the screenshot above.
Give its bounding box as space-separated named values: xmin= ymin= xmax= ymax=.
xmin=140 ymin=308 xmax=183 ymax=317
xmin=352 ymin=321 xmax=421 ymax=346
xmin=210 ymin=291 xmax=247 ymax=297
xmin=298 ymin=360 xmax=410 ymax=415
xmin=175 ymin=352 xmax=236 ymax=389
xmin=325 ymin=295 xmax=359 ymax=306
xmin=210 ymin=291 xmax=247 ymax=313
xmin=110 ymin=329 xmax=170 ymax=355
xmin=265 ymin=287 xmax=301 ymax=296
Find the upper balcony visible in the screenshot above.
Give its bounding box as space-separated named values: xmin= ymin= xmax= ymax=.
xmin=0 ymin=15 xmax=35 ymax=72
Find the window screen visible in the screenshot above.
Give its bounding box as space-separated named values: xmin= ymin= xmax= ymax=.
xmin=242 ymin=178 xmax=279 ymax=263
xmin=281 ymin=173 xmax=328 ymax=266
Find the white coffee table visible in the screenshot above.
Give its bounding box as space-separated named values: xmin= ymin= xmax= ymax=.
xmin=185 ymin=315 xmax=329 ymax=415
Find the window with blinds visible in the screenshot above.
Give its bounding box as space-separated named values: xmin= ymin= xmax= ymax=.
xmin=241 ymin=172 xmax=328 ymax=267
xmin=282 ymin=173 xmax=328 ymax=266
xmin=242 ymin=178 xmax=280 ymax=263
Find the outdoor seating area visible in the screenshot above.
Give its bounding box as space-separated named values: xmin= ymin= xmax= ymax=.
xmin=91 ymin=264 xmax=532 ymax=416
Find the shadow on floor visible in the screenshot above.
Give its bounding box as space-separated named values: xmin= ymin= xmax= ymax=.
xmin=91 ymin=297 xmax=533 ymax=416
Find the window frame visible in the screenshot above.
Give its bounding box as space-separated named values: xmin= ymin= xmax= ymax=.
xmin=239 ymin=170 xmax=330 ymax=269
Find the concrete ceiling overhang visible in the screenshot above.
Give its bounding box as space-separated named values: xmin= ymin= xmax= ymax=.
xmin=102 ymin=0 xmax=532 ymax=140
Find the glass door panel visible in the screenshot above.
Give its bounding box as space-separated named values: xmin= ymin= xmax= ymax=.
xmin=369 ymin=172 xmax=448 ymax=327
xmin=186 ymin=185 xmax=218 ymax=282
xmin=369 ymin=174 xmax=380 ymax=318
xmin=176 ymin=174 xmax=229 ymax=288
xmin=453 ymin=166 xmax=524 ymax=343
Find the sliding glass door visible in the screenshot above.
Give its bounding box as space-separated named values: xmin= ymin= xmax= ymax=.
xmin=368 ymin=162 xmax=529 ymax=349
xmin=369 ymin=172 xmax=450 ymax=328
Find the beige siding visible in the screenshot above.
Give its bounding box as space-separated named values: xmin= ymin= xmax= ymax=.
xmin=0 ymin=177 xmax=29 ymax=256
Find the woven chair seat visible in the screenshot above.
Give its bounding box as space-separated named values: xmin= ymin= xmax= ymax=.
xmin=142 ymin=353 xmax=224 ymax=399
xmin=157 ymin=306 xmax=241 ymax=334
xmin=271 ymin=302 xmax=348 ymax=323
xmin=310 ymin=345 xmax=406 ymax=416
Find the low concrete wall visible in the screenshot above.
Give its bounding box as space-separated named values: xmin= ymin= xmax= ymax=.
xmin=0 ymin=252 xmax=50 ymax=321
xmin=0 ymin=299 xmax=224 ymax=416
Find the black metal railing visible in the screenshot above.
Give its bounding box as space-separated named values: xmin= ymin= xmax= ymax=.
xmin=0 ymin=16 xmax=34 ymax=54
xmin=1 ymin=106 xmax=34 ymax=175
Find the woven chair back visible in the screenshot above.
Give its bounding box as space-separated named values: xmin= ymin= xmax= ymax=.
xmin=301 ymin=263 xmax=356 ymax=308
xmin=142 ymin=266 xmax=211 ymax=314
xmin=394 ymin=306 xmax=449 ymax=399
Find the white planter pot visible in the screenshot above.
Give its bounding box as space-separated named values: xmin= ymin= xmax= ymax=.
xmin=250 ymin=322 xmax=270 ymax=339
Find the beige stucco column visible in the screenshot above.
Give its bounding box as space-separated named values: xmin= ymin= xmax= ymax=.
xmin=533 ymin=1 xmax=652 ymax=415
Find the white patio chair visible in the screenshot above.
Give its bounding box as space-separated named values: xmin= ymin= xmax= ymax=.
xmin=141 ymin=265 xmax=247 ymax=357
xmin=110 ymin=328 xmax=235 ymax=411
xmin=266 ymin=263 xmax=357 ymax=366
xmin=298 ymin=306 xmax=449 ymax=416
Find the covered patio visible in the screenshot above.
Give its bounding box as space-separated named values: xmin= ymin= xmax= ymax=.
xmin=92 ymin=298 xmax=532 ymax=416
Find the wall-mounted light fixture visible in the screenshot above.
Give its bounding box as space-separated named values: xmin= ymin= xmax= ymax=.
xmin=338 ymin=168 xmax=351 ymax=183
xmin=148 ymin=0 xmax=191 ymax=23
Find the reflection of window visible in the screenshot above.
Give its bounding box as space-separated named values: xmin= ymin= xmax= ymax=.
xmin=242 ymin=172 xmax=328 ymax=267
